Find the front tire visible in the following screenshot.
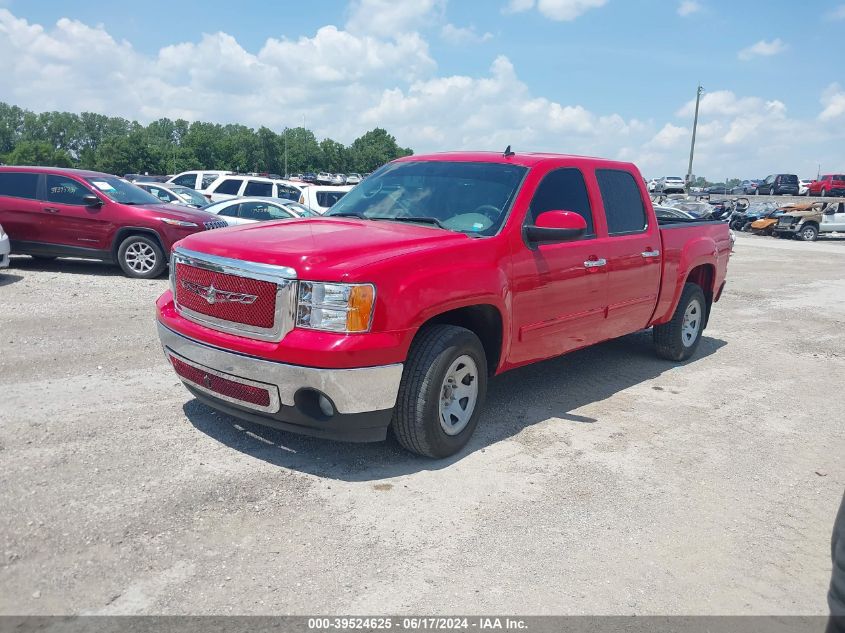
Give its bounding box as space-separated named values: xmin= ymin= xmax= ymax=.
xmin=799 ymin=224 xmax=819 ymax=242
xmin=117 ymin=235 xmax=165 ymax=279
xmin=392 ymin=325 xmax=488 ymax=458
xmin=821 ymin=188 xmax=827 ymax=198
xmin=653 ymin=283 xmax=706 ymax=362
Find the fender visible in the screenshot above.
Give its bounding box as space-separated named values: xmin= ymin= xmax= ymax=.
xmin=651 ymin=234 xmax=718 ymax=325
xmin=111 ymin=226 xmax=166 ymax=258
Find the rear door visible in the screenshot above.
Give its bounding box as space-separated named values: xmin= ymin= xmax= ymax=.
xmin=595 ymin=168 xmax=662 ymax=339
xmin=0 ymin=171 xmax=43 ymax=244
xmin=509 ymin=167 xmax=609 ymax=365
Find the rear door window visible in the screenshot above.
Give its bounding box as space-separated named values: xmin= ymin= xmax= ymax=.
xmin=0 ymin=172 xmax=39 ymax=199
xmin=526 ymin=168 xmax=594 ymax=237
xmin=316 ymin=191 xmax=347 ymax=208
xmin=171 ymin=174 xmax=196 ymax=188
xmin=244 ymin=180 xmax=272 ymax=196
xmin=213 ymin=179 xmax=242 ymax=195
xmin=596 ymin=169 xmax=648 ymax=236
xmin=217 ymin=203 xmax=240 ymax=218
xmin=276 ymin=185 xmax=299 ymax=201
xmin=200 ymin=174 xmax=220 ymax=189
xmin=46 ymin=175 xmax=93 ymax=205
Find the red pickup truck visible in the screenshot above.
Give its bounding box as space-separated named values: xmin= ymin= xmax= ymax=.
xmin=157 ymin=152 xmax=731 ymax=457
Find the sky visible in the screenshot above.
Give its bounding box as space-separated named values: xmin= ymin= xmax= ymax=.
xmin=1 ymin=0 xmax=844 ymax=180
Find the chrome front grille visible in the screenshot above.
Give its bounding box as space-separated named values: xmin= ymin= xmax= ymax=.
xmin=171 ymin=248 xmax=297 ymax=342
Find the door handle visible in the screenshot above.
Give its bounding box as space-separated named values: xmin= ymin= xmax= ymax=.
xmin=641 ymin=250 xmax=661 ymax=258
xmin=584 ymin=258 xmax=607 ymax=268
xmin=43 ymin=207 xmax=59 ymax=214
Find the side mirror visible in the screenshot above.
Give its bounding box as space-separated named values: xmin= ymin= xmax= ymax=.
xmin=525 ymin=210 xmax=587 ymax=245
xmin=82 ymin=194 xmax=103 ymax=207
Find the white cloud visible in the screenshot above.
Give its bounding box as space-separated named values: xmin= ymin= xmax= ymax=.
xmin=345 ymin=0 xmax=444 ymax=36
xmin=677 ymin=1 xmax=701 ymax=16
xmin=737 ymin=38 xmax=787 ymax=61
xmin=441 ymin=23 xmax=493 ymax=45
xmin=0 ymin=8 xmax=842 ymax=181
xmin=502 ymin=0 xmax=607 ymax=20
xmin=827 ymin=4 xmax=845 ymax=19
xmin=502 ymin=0 xmax=536 ymax=14
xmin=820 ymin=83 xmax=845 ymax=121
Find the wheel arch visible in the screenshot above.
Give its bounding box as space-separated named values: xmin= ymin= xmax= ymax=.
xmin=111 ymin=227 xmax=166 ymax=259
xmin=413 ymin=304 xmax=504 ymax=377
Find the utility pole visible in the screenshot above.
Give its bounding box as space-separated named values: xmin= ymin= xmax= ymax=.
xmin=284 ymin=127 xmax=288 ymax=178
xmin=686 ymin=84 xmax=704 ymax=193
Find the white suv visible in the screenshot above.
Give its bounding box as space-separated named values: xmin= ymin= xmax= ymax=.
xmin=205 ymin=176 xmax=308 ymax=203
xmin=167 ymin=170 xmax=232 ymax=194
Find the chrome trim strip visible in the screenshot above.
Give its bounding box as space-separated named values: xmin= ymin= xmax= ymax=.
xmin=158 ymin=322 xmax=403 ymax=414
xmin=172 ymin=248 xmax=297 ymax=342
xmin=174 ymin=247 xmax=297 ymax=282
xmin=168 ymin=350 xmax=281 ymax=414
xmin=641 ymin=250 xmax=661 ymax=258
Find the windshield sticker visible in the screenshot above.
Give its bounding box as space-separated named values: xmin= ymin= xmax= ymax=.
xmin=92 ymin=180 xmax=116 ymax=191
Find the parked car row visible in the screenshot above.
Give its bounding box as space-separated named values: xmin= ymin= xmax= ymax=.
xmin=648 ymin=173 xmax=844 ymax=197
xmin=729 ymin=199 xmax=845 ymax=241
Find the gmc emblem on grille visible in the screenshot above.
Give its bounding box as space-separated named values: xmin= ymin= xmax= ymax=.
xmin=180 ymin=280 xmax=258 ymax=305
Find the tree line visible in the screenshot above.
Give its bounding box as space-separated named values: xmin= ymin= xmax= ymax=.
xmin=0 ymin=102 xmax=413 ymax=176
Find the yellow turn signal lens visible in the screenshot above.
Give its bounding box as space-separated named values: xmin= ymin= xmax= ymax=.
xmin=346 ymin=284 xmax=375 ymax=332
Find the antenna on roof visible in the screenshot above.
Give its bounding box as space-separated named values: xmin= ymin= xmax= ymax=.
xmin=503 ymin=145 xmax=515 ymax=158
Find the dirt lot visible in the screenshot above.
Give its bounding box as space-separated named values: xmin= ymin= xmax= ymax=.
xmin=1 ymin=232 xmax=843 ymax=615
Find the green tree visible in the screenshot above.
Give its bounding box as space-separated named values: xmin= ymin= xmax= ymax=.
xmin=319 ymin=138 xmax=350 ymax=173
xmin=349 ymin=128 xmax=412 ymax=173
xmin=4 ymin=140 xmax=73 ymax=167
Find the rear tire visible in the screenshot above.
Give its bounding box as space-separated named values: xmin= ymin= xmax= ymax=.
xmin=653 ymin=283 xmax=707 ymax=362
xmin=392 ymin=325 xmax=487 ymax=458
xmin=117 ymin=235 xmax=166 ymax=279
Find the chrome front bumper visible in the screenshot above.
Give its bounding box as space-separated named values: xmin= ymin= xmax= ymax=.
xmin=157 ymin=322 xmax=403 ymax=415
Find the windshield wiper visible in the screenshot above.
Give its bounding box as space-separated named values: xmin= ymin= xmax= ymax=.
xmin=328 ymin=211 xmax=367 ymax=219
xmin=375 ymin=216 xmax=447 ymax=229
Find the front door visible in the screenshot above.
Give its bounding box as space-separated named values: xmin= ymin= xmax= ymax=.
xmin=822 ymin=202 xmax=845 ymax=232
xmin=509 ymin=167 xmax=609 ymax=366
xmin=42 ymin=174 xmax=112 ymax=252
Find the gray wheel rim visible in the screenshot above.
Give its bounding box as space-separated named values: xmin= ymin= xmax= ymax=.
xmin=681 ymin=299 xmax=702 ymax=348
xmin=124 ymin=242 xmax=157 ymax=273
xmin=439 ymin=355 xmax=479 ymax=436
xmin=802 ymin=227 xmax=815 ymax=240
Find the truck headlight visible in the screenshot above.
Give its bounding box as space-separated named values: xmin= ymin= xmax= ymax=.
xmin=296 ymin=282 xmax=375 ymax=333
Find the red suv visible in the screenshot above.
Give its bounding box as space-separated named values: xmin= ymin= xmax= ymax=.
xmin=0 ymin=167 xmax=226 ymax=278
xmin=808 ymin=174 xmax=845 ymax=198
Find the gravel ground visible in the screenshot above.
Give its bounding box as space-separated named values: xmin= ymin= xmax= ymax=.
xmin=1 ymin=232 xmax=843 ymax=615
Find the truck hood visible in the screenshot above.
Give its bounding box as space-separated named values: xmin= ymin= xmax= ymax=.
xmin=175 ymin=217 xmax=471 ymax=279
xmin=782 ymin=208 xmax=821 ymax=219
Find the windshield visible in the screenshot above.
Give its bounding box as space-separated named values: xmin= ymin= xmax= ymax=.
xmin=170 ymin=186 xmax=208 ymax=206
xmin=86 ymin=177 xmax=163 ymax=205
xmin=327 ymin=160 xmax=528 ymax=235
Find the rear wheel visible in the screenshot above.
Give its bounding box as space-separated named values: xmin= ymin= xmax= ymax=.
xmin=653 ymin=283 xmax=706 ymax=362
xmin=392 ymin=325 xmax=487 ymax=458
xmin=117 ymin=235 xmax=166 ymax=278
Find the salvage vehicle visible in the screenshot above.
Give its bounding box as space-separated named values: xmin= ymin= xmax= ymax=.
xmin=749 ymin=204 xmax=800 ymax=235
xmin=156 ymin=151 xmax=731 ymax=458
xmin=728 ymin=201 xmax=778 ymax=231
xmin=773 ymin=201 xmax=845 ymax=241
xmin=0 ymin=167 xmax=227 ymax=278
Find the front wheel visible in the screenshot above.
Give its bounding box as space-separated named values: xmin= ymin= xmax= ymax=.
xmin=653 ymin=283 xmax=706 ymax=362
xmin=117 ymin=235 xmax=166 ymax=278
xmin=799 ymin=224 xmax=819 ymax=242
xmin=821 ymin=188 xmax=827 ymax=198
xmin=392 ymin=325 xmax=488 ymax=458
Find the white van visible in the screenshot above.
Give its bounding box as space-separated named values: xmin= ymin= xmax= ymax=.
xmin=299 ymin=186 xmax=352 ymax=214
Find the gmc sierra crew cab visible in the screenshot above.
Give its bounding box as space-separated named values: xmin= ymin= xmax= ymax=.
xmin=156 ymin=152 xmax=731 ymax=458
